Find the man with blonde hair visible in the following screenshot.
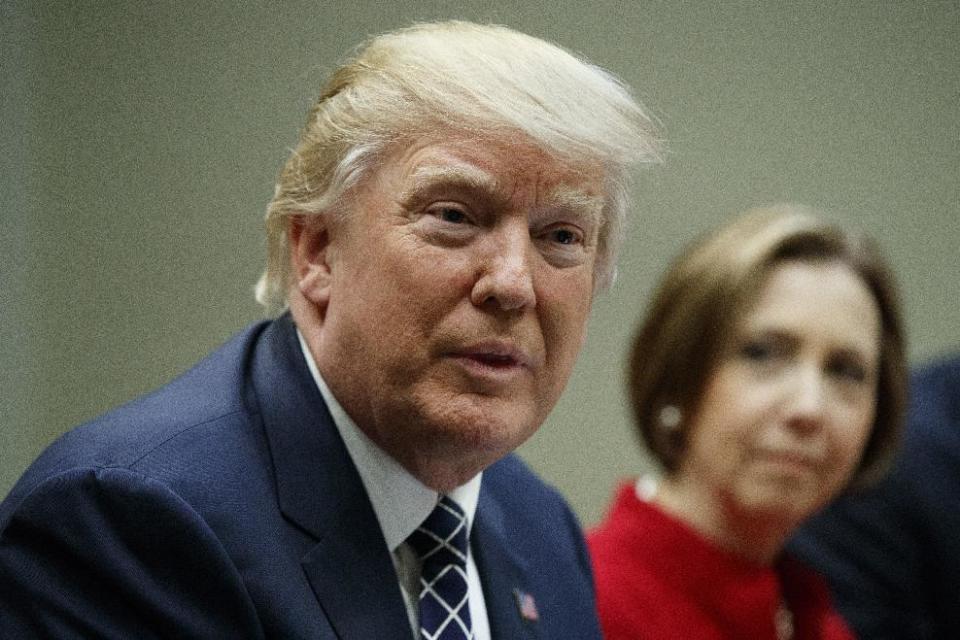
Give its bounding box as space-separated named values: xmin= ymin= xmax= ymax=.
xmin=0 ymin=21 xmax=659 ymax=638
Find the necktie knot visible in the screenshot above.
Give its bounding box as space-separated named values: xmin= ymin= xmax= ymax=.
xmin=408 ymin=495 xmax=470 ymax=567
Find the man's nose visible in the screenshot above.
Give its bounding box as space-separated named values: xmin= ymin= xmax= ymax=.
xmin=470 ymin=226 xmax=536 ymax=312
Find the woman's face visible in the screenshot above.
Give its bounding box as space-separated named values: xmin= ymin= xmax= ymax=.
xmin=678 ymin=259 xmax=882 ymax=523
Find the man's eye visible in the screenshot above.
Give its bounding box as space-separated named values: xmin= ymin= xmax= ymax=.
xmin=552 ymin=228 xmax=580 ymax=245
xmin=436 ymin=207 xmax=468 ymax=224
xmin=533 ymin=223 xmax=589 ymax=267
xmin=543 ymin=226 xmax=583 ymax=246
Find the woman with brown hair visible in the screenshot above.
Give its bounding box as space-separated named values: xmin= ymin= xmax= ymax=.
xmin=589 ymin=205 xmax=907 ymax=639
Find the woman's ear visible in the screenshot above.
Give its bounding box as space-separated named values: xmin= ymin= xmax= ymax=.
xmin=288 ymin=214 xmax=333 ymax=307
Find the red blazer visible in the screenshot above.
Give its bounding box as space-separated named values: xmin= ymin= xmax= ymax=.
xmin=588 ymin=482 xmax=854 ymax=640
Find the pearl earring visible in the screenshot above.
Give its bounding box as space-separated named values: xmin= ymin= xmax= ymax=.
xmin=658 ymin=405 xmax=682 ymax=430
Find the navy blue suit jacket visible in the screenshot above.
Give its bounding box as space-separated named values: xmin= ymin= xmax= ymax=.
xmin=0 ymin=314 xmax=601 ymax=639
xmin=790 ymin=355 xmax=960 ymax=639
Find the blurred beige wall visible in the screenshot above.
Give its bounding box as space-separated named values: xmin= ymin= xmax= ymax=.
xmin=2 ymin=1 xmax=958 ymax=525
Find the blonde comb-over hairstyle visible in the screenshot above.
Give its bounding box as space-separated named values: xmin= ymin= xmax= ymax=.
xmin=629 ymin=205 xmax=907 ymax=491
xmin=255 ymin=20 xmax=662 ymax=313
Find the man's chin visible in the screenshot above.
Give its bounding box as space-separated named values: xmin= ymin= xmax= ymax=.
xmin=424 ymin=411 xmax=537 ymax=458
xmin=392 ymin=408 xmax=538 ymax=480
xmin=403 ymin=434 xmax=519 ymax=492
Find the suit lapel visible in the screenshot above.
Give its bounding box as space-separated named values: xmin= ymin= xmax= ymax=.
xmin=473 ymin=489 xmax=541 ymax=640
xmin=252 ymin=315 xmax=411 ymax=639
xmin=300 ymin=505 xmax=412 ymax=639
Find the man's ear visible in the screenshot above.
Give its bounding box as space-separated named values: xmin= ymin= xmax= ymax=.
xmin=288 ymin=214 xmax=334 ymax=307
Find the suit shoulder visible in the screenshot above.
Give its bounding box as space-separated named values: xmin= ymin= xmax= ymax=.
xmin=483 ymin=454 xmax=568 ymax=507
xmin=4 ymin=321 xmax=274 ymax=509
xmin=481 ymin=453 xmax=584 ymax=539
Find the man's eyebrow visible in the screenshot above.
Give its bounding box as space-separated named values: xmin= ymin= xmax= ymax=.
xmin=543 ymin=186 xmax=605 ymax=223
xmin=402 ymin=165 xmax=500 ymax=199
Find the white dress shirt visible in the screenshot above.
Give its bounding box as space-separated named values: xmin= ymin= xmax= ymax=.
xmin=298 ymin=332 xmax=491 ymax=640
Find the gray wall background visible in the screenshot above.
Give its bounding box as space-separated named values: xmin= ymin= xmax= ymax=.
xmin=2 ymin=1 xmax=957 ymax=526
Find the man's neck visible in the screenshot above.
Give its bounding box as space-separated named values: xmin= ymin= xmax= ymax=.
xmin=295 ymin=327 xmax=482 ymax=551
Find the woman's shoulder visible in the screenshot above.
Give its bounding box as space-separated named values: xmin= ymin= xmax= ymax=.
xmin=588 ymin=479 xmax=714 ymax=611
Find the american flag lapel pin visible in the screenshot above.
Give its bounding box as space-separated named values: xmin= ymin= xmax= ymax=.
xmin=513 ymin=588 xmax=539 ymax=623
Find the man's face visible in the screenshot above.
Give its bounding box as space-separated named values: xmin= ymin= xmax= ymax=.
xmin=299 ymin=134 xmax=604 ymax=489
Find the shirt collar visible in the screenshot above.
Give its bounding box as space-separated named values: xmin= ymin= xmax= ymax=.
xmin=296 ymin=330 xmax=482 ymax=552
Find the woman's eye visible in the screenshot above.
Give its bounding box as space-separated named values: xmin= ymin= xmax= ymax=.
xmin=828 ymin=358 xmax=869 ymax=383
xmin=741 ymin=340 xmax=774 ymax=362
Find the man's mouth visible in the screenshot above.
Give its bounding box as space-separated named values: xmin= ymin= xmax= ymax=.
xmin=470 ymin=353 xmax=519 ymax=368
xmin=447 ymin=341 xmax=537 ymax=379
xmin=454 ymin=341 xmax=532 ymax=367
